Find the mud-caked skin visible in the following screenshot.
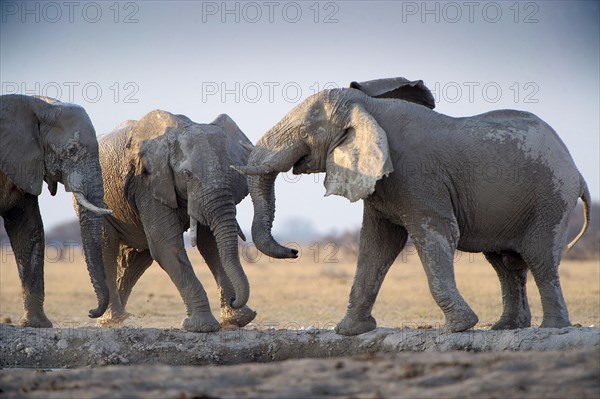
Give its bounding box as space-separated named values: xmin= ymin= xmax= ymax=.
xmin=98 ymin=111 xmax=255 ymax=332
xmin=236 ymin=78 xmax=591 ymax=335
xmin=0 ymin=95 xmax=111 ymax=328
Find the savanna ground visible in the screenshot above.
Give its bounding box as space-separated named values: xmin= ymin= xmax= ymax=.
xmin=1 ymin=245 xmax=599 ymax=398
xmin=2 ymin=245 xmax=599 ymax=329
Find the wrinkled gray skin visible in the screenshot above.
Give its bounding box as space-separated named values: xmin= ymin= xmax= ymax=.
xmin=98 ymin=110 xmax=255 ymax=332
xmin=238 ymin=79 xmax=591 ymax=335
xmin=0 ymin=94 xmax=111 ymax=327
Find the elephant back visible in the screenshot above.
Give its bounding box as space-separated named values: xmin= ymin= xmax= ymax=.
xmin=350 ymin=77 xmax=436 ymax=109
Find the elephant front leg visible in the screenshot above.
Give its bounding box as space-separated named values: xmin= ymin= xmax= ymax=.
xmin=4 ymin=195 xmax=52 ymax=328
xmin=141 ymin=207 xmax=219 ymax=332
xmin=484 ymin=252 xmax=531 ymax=329
xmin=196 ymin=225 xmax=256 ymax=329
xmin=336 ymin=206 xmax=408 ymax=336
xmin=410 ymin=217 xmax=478 ymax=333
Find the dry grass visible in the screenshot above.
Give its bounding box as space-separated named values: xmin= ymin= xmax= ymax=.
xmin=1 ymin=246 xmax=598 ymax=329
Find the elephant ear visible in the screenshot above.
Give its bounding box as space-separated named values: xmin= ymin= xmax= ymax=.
xmin=350 ymin=77 xmax=435 ymax=109
xmin=211 ymin=114 xmax=253 ymax=205
xmin=0 ymin=95 xmax=45 ymax=195
xmin=211 ymin=114 xmax=253 ymax=166
xmin=128 ymin=111 xmax=178 ymax=209
xmin=324 ymin=103 xmax=393 ymax=203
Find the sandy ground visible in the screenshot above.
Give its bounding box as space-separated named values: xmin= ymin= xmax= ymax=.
xmin=1 ymin=248 xmax=599 ymax=397
xmin=1 ymin=248 xmax=598 ymax=329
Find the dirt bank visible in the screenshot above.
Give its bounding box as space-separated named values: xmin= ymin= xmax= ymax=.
xmin=1 ymin=325 xmax=599 ymax=398
xmin=1 ymin=325 xmax=598 ymax=368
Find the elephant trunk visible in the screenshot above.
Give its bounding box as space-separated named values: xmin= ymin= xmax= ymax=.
xmin=245 ymin=127 xmax=305 ymax=259
xmin=248 ymin=173 xmax=298 ymax=259
xmin=199 ymin=191 xmax=250 ymax=309
xmin=71 ymin=165 xmax=109 ymax=318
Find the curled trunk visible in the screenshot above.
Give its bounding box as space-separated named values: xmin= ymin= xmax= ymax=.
xmin=248 ymin=174 xmax=298 ymax=259
xmin=201 ymin=192 xmax=250 ymax=309
xmin=246 ymin=129 xmax=305 ymax=259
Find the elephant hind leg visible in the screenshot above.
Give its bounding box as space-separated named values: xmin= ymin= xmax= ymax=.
xmin=4 ymin=195 xmax=52 ymax=328
xmin=98 ymin=225 xmax=129 ymax=327
xmin=518 ymin=214 xmax=571 ymax=328
xmin=117 ymin=245 xmax=153 ymax=308
xmin=484 ymin=251 xmax=531 ymax=329
xmin=521 ymin=247 xmax=570 ymax=329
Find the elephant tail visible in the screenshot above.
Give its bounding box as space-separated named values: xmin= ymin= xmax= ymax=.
xmin=566 ymin=177 xmax=591 ymax=252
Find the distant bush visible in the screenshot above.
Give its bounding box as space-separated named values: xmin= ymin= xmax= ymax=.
xmin=0 ymin=218 xmax=82 ymax=247
xmin=1 ymin=202 xmax=597 ymax=261
xmin=318 ymin=229 xmax=360 ymax=258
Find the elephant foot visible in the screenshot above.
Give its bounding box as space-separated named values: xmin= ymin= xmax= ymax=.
xmin=220 ymin=305 xmax=257 ymax=329
xmin=491 ymin=314 xmax=531 ymax=330
xmin=335 ymin=315 xmax=376 ymax=336
xmin=19 ymin=312 xmax=52 ymax=328
xmin=441 ymin=308 xmax=478 ymax=333
xmin=97 ymin=309 xmax=131 ymax=328
xmin=182 ymin=313 xmax=220 ymax=333
xmin=540 ymin=316 xmax=571 ymax=329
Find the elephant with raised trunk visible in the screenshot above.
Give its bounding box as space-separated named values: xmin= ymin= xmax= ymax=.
xmin=0 ymin=95 xmax=112 ymax=327
xmin=235 ymin=78 xmax=591 ymax=335
xmin=98 ymin=110 xmax=255 ymax=332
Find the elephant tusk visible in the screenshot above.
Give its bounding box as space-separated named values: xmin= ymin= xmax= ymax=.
xmin=74 ymin=192 xmax=113 ymax=215
xmin=189 ymin=217 xmax=198 ymax=247
xmin=230 ymin=165 xmax=249 ymax=175
xmin=236 ymin=221 xmax=246 ymax=241
xmin=230 ymin=164 xmax=273 ymax=175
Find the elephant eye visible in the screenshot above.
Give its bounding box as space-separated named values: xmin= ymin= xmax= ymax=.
xmin=182 ymin=169 xmax=192 ymax=178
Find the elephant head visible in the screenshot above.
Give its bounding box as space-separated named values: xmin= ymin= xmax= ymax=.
xmin=234 ymin=78 xmax=434 ymax=259
xmin=0 ymin=94 xmax=111 ymax=318
xmin=127 ymin=110 xmax=252 ymax=308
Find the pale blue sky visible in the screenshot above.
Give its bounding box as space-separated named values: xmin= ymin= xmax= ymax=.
xmin=1 ymin=1 xmax=598 ymax=237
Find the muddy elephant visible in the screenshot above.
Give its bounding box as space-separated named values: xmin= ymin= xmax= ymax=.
xmin=0 ymin=95 xmax=111 ymax=327
xmin=235 ymin=78 xmax=591 ymax=335
xmin=98 ymin=110 xmax=256 ymax=332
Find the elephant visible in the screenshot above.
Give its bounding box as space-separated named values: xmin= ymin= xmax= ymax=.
xmin=234 ymin=78 xmax=591 ymax=335
xmin=98 ymin=110 xmax=256 ymax=332
xmin=0 ymin=94 xmax=112 ymax=327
